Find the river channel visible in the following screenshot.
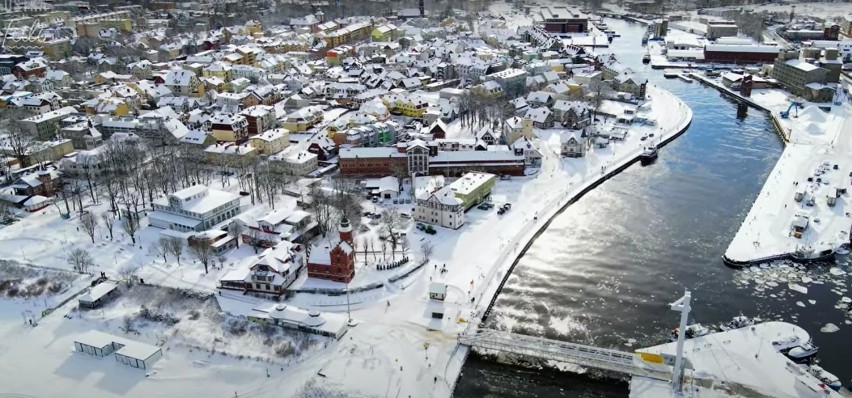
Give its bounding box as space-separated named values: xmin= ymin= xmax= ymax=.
xmin=454 ymin=18 xmax=852 ymax=397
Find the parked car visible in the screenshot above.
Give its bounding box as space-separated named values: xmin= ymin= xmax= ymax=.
xmin=401 ymin=213 xmax=411 ymax=219
xmin=393 ymin=199 xmax=398 ymax=204
xmin=416 ymin=223 xmax=426 ymax=231
xmin=497 ymin=208 xmax=506 ymax=215
xmin=425 ymin=225 xmax=437 ymax=234
xmin=503 ymin=203 xmax=512 ymax=210
xmin=372 ymin=197 xmax=379 ymax=203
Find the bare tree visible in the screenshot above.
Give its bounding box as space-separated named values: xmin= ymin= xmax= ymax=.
xmin=188 ymin=238 xmax=214 ymax=274
xmin=121 ymin=214 xmax=140 ymax=245
xmin=151 ymin=236 xmax=170 ymax=263
xmin=308 ymin=186 xmax=335 ymax=237
xmin=401 ymin=237 xmax=410 ymax=258
xmin=101 ymin=212 xmax=115 ymax=240
xmin=380 ymin=239 xmax=388 ymax=262
xmin=382 ymin=208 xmax=404 ymax=261
xmin=4 ymin=113 xmax=36 ymax=167
xmin=359 ymin=236 xmax=368 ymax=265
xmin=118 ymin=262 xmax=140 ymax=287
xmin=79 ymin=212 xmax=99 ymax=243
xmin=227 ymin=222 xmax=244 ymax=248
xmin=67 ymin=248 xmax=95 ymax=273
xmin=0 ymin=200 xmax=12 ymax=224
xmin=165 ymin=237 xmax=184 ymax=266
xmin=420 ymin=240 xmax=434 ymax=262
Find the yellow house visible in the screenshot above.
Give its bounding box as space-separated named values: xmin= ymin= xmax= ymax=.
xmin=83 ymin=98 xmax=131 ymax=116
xmin=204 ymin=143 xmax=257 ymax=165
xmin=371 ymin=24 xmax=399 ymax=41
xmin=282 ymin=107 xmax=323 ymax=132
xmin=249 ymin=128 xmax=290 ymax=155
xmin=202 ymin=62 xmax=233 ymax=82
xmin=244 ymin=20 xmax=263 ymax=35
xmin=236 ymin=46 xmax=262 ymax=66
xmin=208 ymin=113 xmax=249 ymax=142
xmin=383 ymin=94 xmax=428 ymax=118
xmin=94 ymin=71 xmax=134 ymax=85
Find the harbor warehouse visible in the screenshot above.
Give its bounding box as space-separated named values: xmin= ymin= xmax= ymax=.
xmin=703 ymin=45 xmax=781 ymax=63
xmin=539 ymin=6 xmax=588 ymax=34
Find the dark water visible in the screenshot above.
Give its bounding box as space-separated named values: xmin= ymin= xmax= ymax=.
xmin=455 ymin=18 xmax=852 ymax=396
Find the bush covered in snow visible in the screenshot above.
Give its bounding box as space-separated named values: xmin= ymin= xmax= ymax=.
xmin=0 ymin=260 xmax=78 ymax=299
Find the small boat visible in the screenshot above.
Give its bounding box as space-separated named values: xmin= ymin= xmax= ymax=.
xmin=642 ymin=53 xmax=651 ymax=64
xmin=669 ymin=323 xmax=710 ymax=341
xmin=663 ymin=69 xmax=679 ymax=78
xmin=786 ymin=342 xmax=819 ymax=362
xmin=640 ymin=146 xmax=658 ymax=162
xmin=808 ymin=365 xmax=842 ymax=391
xmin=677 ymin=73 xmax=694 ymax=83
xmin=719 ymin=315 xmax=760 ymax=331
xmin=772 ymin=335 xmax=803 ymax=352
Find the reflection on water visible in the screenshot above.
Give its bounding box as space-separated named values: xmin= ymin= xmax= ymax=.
xmin=455 ymin=18 xmax=851 ymax=397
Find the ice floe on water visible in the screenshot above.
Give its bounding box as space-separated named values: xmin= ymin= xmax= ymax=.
xmin=733 ymin=257 xmax=852 ymax=330
xmin=820 ymin=323 xmax=840 ymax=333
xmin=789 ymin=283 xmax=808 ymax=294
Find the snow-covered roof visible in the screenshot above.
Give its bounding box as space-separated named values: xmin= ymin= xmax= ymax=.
xmin=78 ymin=280 xmax=119 ymax=304
xmin=339 ymin=147 xmax=405 ymax=159
xmin=786 ymin=59 xmax=820 ymax=72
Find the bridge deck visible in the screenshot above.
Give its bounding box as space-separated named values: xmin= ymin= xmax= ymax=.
xmin=460 ymin=329 xmax=674 ymax=381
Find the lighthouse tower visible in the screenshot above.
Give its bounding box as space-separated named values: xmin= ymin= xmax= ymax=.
xmin=338 ymin=218 xmax=353 ymax=245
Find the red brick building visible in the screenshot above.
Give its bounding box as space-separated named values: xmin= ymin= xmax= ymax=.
xmin=338 ymin=142 xmax=526 ymax=178
xmin=12 ymin=59 xmax=47 ymax=79
xmin=307 ymin=218 xmax=355 ymax=283
xmin=703 ymin=44 xmax=781 ymax=64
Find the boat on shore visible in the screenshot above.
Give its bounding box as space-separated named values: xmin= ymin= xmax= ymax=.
xmin=663 ymin=69 xmax=679 ymax=78
xmin=805 ymin=365 xmax=842 ymax=391
xmin=642 ymin=53 xmax=651 ymax=64
xmin=669 ymin=323 xmax=710 ymax=342
xmin=772 ymin=335 xmax=820 ymax=362
xmin=640 ymin=146 xmax=658 ymax=163
xmin=719 ymin=315 xmax=760 ymax=331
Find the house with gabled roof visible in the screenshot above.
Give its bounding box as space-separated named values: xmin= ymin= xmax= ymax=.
xmin=560 ymin=131 xmax=587 ymax=158
xmin=511 ymin=136 xmax=542 ymax=167
xmin=414 ymin=184 xmax=465 ymax=230
xmin=524 ymin=106 xmax=554 ymax=128
xmin=219 ymin=240 xmax=305 ymax=295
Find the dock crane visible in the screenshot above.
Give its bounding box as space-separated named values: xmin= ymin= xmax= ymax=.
xmin=780 ymin=101 xmax=801 ymax=118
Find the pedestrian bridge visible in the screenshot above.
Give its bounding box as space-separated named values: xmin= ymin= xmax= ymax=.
xmin=459 ymin=329 xmax=675 ymax=381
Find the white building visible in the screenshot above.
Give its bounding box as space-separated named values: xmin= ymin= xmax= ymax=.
xmin=271 ymin=150 xmax=318 ymax=176
xmin=415 ymin=185 xmax=464 ymax=229
xmin=149 ymin=184 xmax=241 ymax=232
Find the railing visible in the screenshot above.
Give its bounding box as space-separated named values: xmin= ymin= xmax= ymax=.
xmin=460 ymin=329 xmax=672 ymax=381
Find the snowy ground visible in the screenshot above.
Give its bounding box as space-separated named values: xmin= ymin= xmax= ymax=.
xmin=723 ymin=81 xmax=852 ymax=263
xmin=0 ymin=85 xmax=692 ymax=397
xmin=631 ymin=322 xmax=843 ymax=398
